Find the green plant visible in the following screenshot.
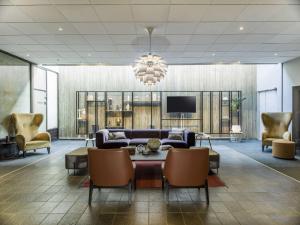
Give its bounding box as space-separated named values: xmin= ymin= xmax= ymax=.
xmin=231 ymin=97 xmax=246 ymax=112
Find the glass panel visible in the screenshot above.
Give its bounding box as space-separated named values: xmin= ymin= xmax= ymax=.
xmin=133 ymin=92 xmax=151 ymax=129
xmin=202 ymin=92 xmax=211 ymax=133
xmin=221 ymin=92 xmax=230 ymax=133
xmin=212 ymin=92 xmax=220 ymax=133
xmin=151 ymin=92 xmax=161 ymax=129
xmin=231 ymin=91 xmax=240 ymax=126
xmin=33 ymin=90 xmax=47 ymax=131
xmin=46 ymin=71 xmax=58 ymax=130
xmin=106 ymin=92 xmax=123 ymax=128
xmin=96 ymin=92 xmax=105 ymax=130
xmin=33 ymin=67 xmax=47 ymax=91
xmin=77 ymin=92 xmax=87 ymax=136
xmin=123 ymin=92 xmax=133 ymax=129
xmin=86 ymin=92 xmax=96 ymax=136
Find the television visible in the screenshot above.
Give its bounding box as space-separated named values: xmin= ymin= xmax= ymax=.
xmin=167 ymin=96 xmax=196 ymax=113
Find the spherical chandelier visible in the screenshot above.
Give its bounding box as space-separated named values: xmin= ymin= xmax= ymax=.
xmin=133 ymin=27 xmax=167 ymax=86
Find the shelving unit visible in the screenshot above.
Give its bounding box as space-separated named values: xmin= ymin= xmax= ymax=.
xmin=76 ymin=91 xmax=242 ymax=135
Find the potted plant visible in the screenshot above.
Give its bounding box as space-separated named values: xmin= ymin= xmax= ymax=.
xmin=231 ymin=97 xmax=246 ymax=114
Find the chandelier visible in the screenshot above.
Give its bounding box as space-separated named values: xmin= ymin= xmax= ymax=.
xmin=133 ymin=27 xmax=167 ymax=86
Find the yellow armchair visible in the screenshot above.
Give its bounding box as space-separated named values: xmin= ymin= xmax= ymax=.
xmin=11 ymin=113 xmax=51 ymax=157
xmin=261 ymin=112 xmax=292 ymax=152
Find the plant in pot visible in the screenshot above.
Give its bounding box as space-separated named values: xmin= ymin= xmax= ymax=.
xmin=231 ymin=97 xmax=246 ymax=115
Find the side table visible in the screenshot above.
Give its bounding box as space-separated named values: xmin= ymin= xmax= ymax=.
xmin=196 ymin=132 xmax=212 ymax=149
xmin=0 ymin=141 xmax=18 ymax=159
xmin=85 ymin=138 xmax=96 ymax=147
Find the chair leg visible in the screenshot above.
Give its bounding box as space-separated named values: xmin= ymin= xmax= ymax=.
xmin=23 ymin=151 xmax=26 ymax=158
xmin=205 ymin=179 xmax=209 ymax=205
xmin=128 ymin=181 xmax=132 ymax=205
xmin=88 ymin=180 xmax=93 ymax=205
xmin=165 ymin=181 xmax=169 ymax=204
xmin=262 ymin=145 xmax=264 ymax=152
xmin=47 ymin=147 xmax=50 ymax=154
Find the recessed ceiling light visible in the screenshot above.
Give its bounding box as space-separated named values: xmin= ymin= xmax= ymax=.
xmin=88 ymin=53 xmax=92 ymax=57
xmin=26 ymin=53 xmax=30 ymax=57
xmin=239 ymin=26 xmax=244 ymax=31
xmin=58 ymin=27 xmax=63 ymax=31
xmin=274 ymin=53 xmax=278 ymax=56
xmin=212 ymin=53 xmax=216 ymax=56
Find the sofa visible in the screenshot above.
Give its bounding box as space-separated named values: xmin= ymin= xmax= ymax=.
xmin=96 ymin=129 xmax=195 ymax=149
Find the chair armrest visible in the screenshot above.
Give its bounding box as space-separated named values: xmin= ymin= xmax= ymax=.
xmin=96 ymin=130 xmax=108 ymax=148
xmin=15 ymin=134 xmax=26 ymax=150
xmin=282 ymin=131 xmax=291 ymax=141
xmin=32 ymin=132 xmax=51 ymax=142
xmin=184 ymin=130 xmax=195 ymax=147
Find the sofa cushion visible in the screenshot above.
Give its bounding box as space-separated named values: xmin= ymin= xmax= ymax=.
xmin=103 ymin=139 xmax=130 ymax=148
xmin=168 ymin=131 xmax=183 ymax=140
xmin=161 ymin=138 xmax=187 ymax=148
xmin=108 ymin=129 xmax=132 ymax=139
xmin=160 ymin=129 xmax=170 ymax=139
xmin=131 ymin=129 xmax=160 ymax=139
xmin=25 ymin=140 xmax=50 ymax=150
xmin=129 ymin=138 xmax=149 ymax=145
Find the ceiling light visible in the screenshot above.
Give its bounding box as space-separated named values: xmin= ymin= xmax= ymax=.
xmin=239 ymin=26 xmax=244 ymax=31
xmin=26 ymin=53 xmax=30 ymax=57
xmin=133 ymin=27 xmax=167 ymax=86
xmin=274 ymin=53 xmax=278 ymax=56
xmin=58 ymin=27 xmax=63 ymax=31
xmin=212 ymin=53 xmax=216 ymax=56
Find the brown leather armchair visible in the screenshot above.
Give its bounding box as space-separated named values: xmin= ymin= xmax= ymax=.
xmin=88 ymin=148 xmax=135 ymax=205
xmin=11 ymin=113 xmax=51 ymax=157
xmin=261 ymin=112 xmax=292 ymax=152
xmin=163 ymin=148 xmax=209 ymax=204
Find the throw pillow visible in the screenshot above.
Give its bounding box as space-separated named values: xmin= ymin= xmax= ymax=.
xmin=108 ymin=132 xmax=115 ymax=140
xmin=113 ymin=132 xmax=127 ymax=139
xmin=168 ymin=132 xmax=183 ymax=140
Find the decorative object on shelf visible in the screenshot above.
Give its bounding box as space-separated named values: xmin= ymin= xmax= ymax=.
xmin=125 ymin=103 xmax=130 ymax=111
xmin=87 ymin=95 xmax=94 ymax=101
xmin=116 ymin=118 xmax=121 ymax=127
xmin=147 ymin=138 xmax=161 ymax=152
xmin=116 ymin=104 xmax=120 ymax=111
xmin=231 ymin=97 xmax=246 ymax=113
xmin=133 ymin=27 xmax=167 ymax=86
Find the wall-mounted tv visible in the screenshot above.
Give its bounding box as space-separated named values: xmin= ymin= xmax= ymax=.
xmin=167 ymin=96 xmax=196 ymax=113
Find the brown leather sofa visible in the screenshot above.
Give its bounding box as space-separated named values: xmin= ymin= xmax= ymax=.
xmin=261 ymin=112 xmax=292 ymax=151
xmin=163 ymin=148 xmax=210 ymax=204
xmin=11 ymin=113 xmax=51 ymax=157
xmin=88 ymin=148 xmax=135 ymax=204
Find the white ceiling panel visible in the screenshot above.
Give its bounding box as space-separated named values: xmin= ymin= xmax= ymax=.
xmin=57 ymin=51 xmax=80 ymax=58
xmin=0 ymin=44 xmax=27 ymax=52
xmin=0 ymin=24 xmax=21 ymax=35
xmin=110 ymin=35 xmax=137 ymax=45
xmin=132 ymin=5 xmax=170 ymax=22
xmin=45 ymin=44 xmax=71 ymax=51
xmin=94 ymin=5 xmax=133 ymax=22
xmin=194 ymin=22 xmax=230 ymax=35
xmin=31 ymin=35 xmax=64 ymax=44
xmin=92 ymin=45 xmax=116 ymax=51
xmin=165 ymin=23 xmax=197 ymax=34
xmin=103 ymin=23 xmax=136 ymax=34
xmin=0 ymin=35 xmax=36 ymax=44
xmin=41 ymin=23 xmax=79 ymax=34
xmin=168 ymin=5 xmax=208 ymax=22
xmin=202 ymin=5 xmax=246 ymax=21
xmin=22 ymin=44 xmax=49 ymax=51
xmin=84 ymin=35 xmax=113 ymax=45
xmin=73 ymin=23 xmax=106 ymax=34
xmin=19 ymin=6 xmax=66 ymax=22
xmin=237 ymin=5 xmax=281 ymax=21
xmin=68 ymin=45 xmax=94 ymax=51
xmin=0 ymin=6 xmax=32 ymax=22
xmin=189 ymin=35 xmax=218 ymax=44
xmin=57 ymin=5 xmax=99 ymax=22
xmin=215 ymin=35 xmax=245 ymax=44
xmin=10 ymin=23 xmax=49 ymax=34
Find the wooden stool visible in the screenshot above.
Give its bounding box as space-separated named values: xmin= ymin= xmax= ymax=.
xmin=272 ymin=140 xmax=295 ymax=159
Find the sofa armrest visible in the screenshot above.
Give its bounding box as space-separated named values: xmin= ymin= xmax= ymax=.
xmin=282 ymin=131 xmax=291 ymax=141
xmin=32 ymin=132 xmax=51 ymax=142
xmin=96 ymin=130 xmax=108 ymax=148
xmin=262 ymin=131 xmax=268 ymax=141
xmin=15 ymin=134 xmax=26 ymax=150
xmin=184 ymin=130 xmax=195 ymax=147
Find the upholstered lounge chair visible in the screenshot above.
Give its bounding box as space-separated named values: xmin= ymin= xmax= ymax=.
xmin=261 ymin=112 xmax=292 ymax=152
xmin=11 ymin=113 xmax=51 ymax=157
xmin=163 ymin=148 xmax=210 ymax=204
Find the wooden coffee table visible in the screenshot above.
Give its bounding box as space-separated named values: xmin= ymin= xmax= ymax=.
xmin=65 ymin=147 xmax=88 ymax=175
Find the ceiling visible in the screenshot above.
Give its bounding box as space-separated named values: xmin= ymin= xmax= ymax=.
xmin=0 ymin=0 xmax=300 ymax=65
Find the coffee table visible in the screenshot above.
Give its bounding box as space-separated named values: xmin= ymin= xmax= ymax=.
xmin=130 ymin=150 xmax=167 ymax=161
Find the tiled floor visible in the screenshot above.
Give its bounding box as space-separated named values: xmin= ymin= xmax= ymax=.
xmin=0 ymin=141 xmax=300 ymax=225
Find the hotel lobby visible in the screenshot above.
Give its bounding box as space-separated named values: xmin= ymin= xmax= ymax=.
xmin=0 ymin=1 xmax=300 ymax=225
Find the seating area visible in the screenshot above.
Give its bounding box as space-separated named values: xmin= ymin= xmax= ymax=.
xmin=0 ymin=1 xmax=300 ymax=224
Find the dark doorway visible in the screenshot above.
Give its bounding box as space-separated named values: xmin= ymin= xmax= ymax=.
xmin=293 ymin=86 xmax=300 ymax=150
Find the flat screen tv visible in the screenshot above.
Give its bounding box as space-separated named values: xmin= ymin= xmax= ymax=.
xmin=167 ymin=96 xmax=196 ymax=113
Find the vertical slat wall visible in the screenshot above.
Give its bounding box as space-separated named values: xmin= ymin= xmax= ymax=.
xmin=59 ymin=65 xmax=257 ymax=138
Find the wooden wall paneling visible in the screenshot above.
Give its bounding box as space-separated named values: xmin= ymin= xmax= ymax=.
xmin=58 ymin=65 xmax=257 ymax=138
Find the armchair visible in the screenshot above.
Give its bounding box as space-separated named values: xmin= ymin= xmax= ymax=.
xmin=11 ymin=113 xmax=51 ymax=157
xmin=261 ymin=112 xmax=292 ymax=152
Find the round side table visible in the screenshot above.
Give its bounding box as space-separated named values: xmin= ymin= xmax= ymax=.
xmin=272 ymin=140 xmax=295 ymax=159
